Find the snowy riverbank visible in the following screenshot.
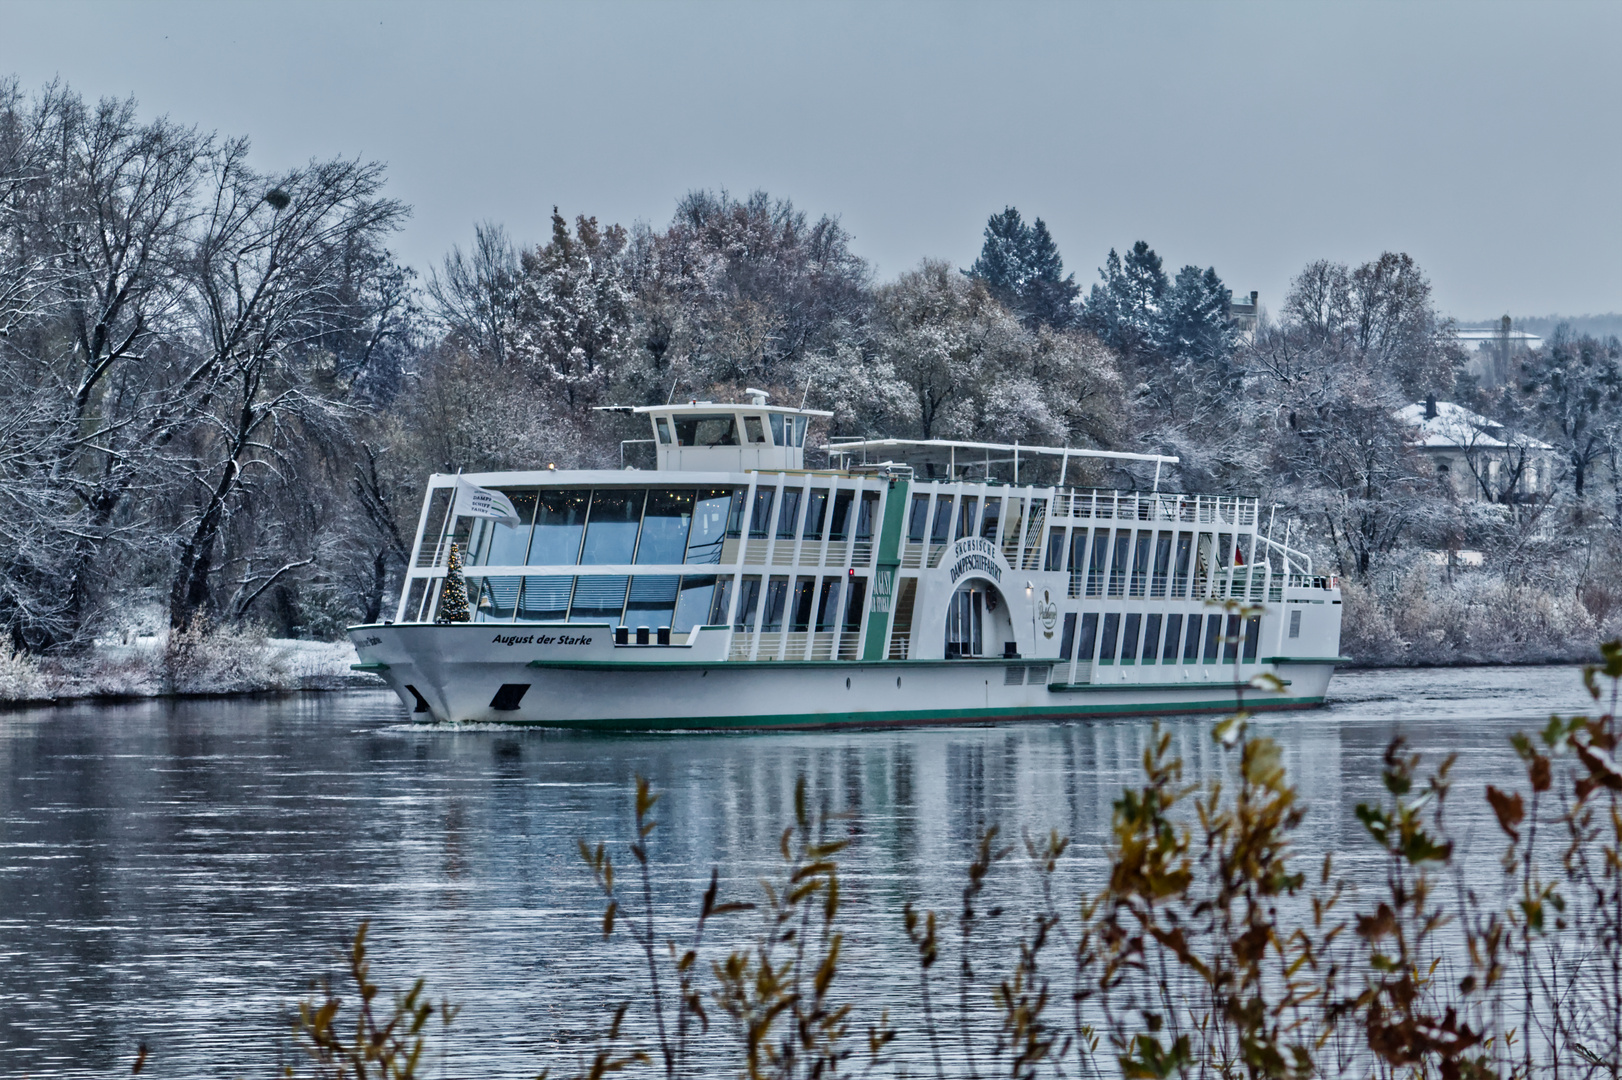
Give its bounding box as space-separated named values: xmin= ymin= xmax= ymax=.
xmin=0 ymin=627 xmax=383 ymax=706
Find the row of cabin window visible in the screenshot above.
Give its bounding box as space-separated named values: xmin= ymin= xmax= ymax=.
xmin=1058 ymin=528 xmax=1251 ymax=599
xmin=653 ymin=412 xmax=811 ymax=448
xmin=904 ymin=491 xmax=1041 ymax=547
xmin=1055 ymin=610 xmax=1262 ymax=667
xmin=432 ymin=570 xmax=869 ymax=635
xmin=454 ymin=484 xmax=881 ymax=570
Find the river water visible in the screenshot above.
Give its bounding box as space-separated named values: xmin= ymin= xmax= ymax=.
xmin=0 ymin=665 xmax=1606 ymax=1077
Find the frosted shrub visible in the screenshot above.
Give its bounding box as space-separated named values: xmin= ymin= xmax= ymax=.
xmin=0 ymin=647 xmax=50 ymax=702
xmin=162 ymin=619 xmax=291 ymax=695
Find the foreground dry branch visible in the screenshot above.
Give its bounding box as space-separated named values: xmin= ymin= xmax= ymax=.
xmin=268 ymin=644 xmax=1622 ymax=1080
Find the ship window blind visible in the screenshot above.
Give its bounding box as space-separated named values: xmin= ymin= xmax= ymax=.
xmin=673 ymin=576 xmax=716 ymax=632
xmin=804 ymin=490 xmax=829 ymax=540
xmin=842 ymin=578 xmax=866 ymax=632
xmin=474 ymin=576 xmax=521 ymax=621
xmin=735 ymin=577 xmax=763 ymax=631
xmin=815 ymin=579 xmax=843 ymax=632
xmin=1162 ymin=614 xmax=1183 ymax=661
xmin=1151 ymin=534 xmax=1173 ymax=597
xmin=637 ymin=489 xmax=695 ymax=564
xmin=1099 ymin=613 xmax=1121 ymax=662
xmin=1058 ymin=612 xmax=1077 ymax=662
xmin=1077 ymin=613 xmax=1099 ymax=663
xmin=908 ymin=495 xmax=930 ymax=543
xmin=748 ymin=488 xmax=775 ymax=539
xmin=1289 ymin=608 xmax=1302 ymax=639
xmin=570 ymin=576 xmax=629 ymax=624
xmin=528 ymin=490 xmax=590 ymax=565
xmin=856 ymin=492 xmax=880 ymax=541
xmin=790 ymin=577 xmax=817 ymax=631
xmin=829 ymin=491 xmax=855 ymax=540
xmin=777 ymin=489 xmax=804 ymax=539
xmin=1121 ymin=614 xmax=1142 ymax=663
xmin=1108 ymin=533 xmax=1130 ymax=596
xmin=1129 ymin=533 xmax=1151 ymax=597
xmin=519 ymin=576 xmax=572 ymax=621
xmin=626 ymin=575 xmax=679 ymax=628
xmin=760 ymin=577 xmax=790 ymax=631
xmin=1242 ymin=615 xmax=1261 ymax=662
xmin=1173 ymin=533 xmax=1193 ymax=597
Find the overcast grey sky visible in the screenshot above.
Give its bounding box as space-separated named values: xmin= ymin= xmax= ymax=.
xmin=2 ymin=0 xmax=1617 ymax=320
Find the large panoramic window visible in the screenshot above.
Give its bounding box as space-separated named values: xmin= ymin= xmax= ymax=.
xmin=979 ymin=498 xmax=1001 ymax=540
xmin=907 ymin=495 xmax=930 ymax=543
xmin=687 ymin=489 xmax=731 ymax=563
xmin=581 ymin=490 xmax=645 ymax=564
xmin=528 ymin=490 xmax=590 ymax=565
xmin=672 ymin=576 xmax=716 ymax=633
xmin=479 ymin=490 xmax=537 ymax=566
xmin=1163 ymin=614 xmax=1184 ymax=662
xmin=673 ymin=414 xmax=738 ymax=447
xmin=828 ymin=490 xmax=855 ymax=541
xmin=748 ymin=487 xmax=776 ymax=539
xmin=855 ymin=492 xmax=879 ymax=542
xmin=956 ymin=496 xmax=979 ymax=540
xmin=929 ymin=496 xmax=953 ymax=544
xmin=637 ymin=489 xmax=694 ymax=564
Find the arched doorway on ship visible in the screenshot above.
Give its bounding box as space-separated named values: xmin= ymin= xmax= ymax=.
xmin=944 ymin=580 xmax=1014 ymax=658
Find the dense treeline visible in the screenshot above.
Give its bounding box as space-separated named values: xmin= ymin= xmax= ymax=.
xmin=1 ymin=79 xmax=1619 ymax=663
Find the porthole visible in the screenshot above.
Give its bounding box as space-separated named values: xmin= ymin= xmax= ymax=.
xmin=846 ymin=677 xmax=851 ymax=689
xmin=896 ymin=676 xmax=902 ymax=688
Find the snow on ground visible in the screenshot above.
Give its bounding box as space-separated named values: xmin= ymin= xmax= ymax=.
xmin=0 ymin=631 xmax=381 ymax=704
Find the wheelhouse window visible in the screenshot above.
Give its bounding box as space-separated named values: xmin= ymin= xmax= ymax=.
xmin=673 ymin=414 xmax=738 ymax=447
xmin=528 ymin=490 xmax=589 ymax=565
xmin=743 ymin=415 xmax=767 ymax=444
xmin=581 ymin=490 xmax=645 ymax=564
xmin=655 ymin=418 xmax=672 ymax=444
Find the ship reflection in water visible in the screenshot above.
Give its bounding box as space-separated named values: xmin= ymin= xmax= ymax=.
xmin=0 ymin=665 xmax=1599 ymax=1077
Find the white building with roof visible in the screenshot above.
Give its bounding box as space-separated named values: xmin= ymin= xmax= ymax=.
xmin=1455 ymin=321 xmax=1543 ymax=388
xmin=1396 ymin=397 xmax=1555 ymax=504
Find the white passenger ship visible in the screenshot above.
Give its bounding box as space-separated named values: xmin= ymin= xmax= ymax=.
xmin=348 ymin=394 xmax=1344 ymax=728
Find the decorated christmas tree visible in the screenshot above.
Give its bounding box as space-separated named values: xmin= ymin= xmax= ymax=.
xmin=438 ymin=542 xmax=471 ymax=622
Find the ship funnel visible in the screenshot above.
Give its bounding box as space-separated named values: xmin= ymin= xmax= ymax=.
xmin=744 ymin=387 xmax=770 ymax=406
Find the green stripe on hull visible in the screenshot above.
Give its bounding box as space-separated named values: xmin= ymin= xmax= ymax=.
xmin=423 ymin=695 xmax=1326 ymax=731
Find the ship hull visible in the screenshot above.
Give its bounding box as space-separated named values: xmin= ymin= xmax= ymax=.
xmin=348 ymin=623 xmax=1334 ymax=730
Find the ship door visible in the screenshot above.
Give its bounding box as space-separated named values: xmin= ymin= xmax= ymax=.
xmin=945 ymin=584 xmax=984 ymax=658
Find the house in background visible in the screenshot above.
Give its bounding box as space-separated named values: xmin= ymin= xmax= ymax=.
xmin=1227 ymin=290 xmax=1260 ymax=342
xmin=1396 ymin=396 xmax=1555 ymax=504
xmin=1455 ymin=316 xmax=1543 ymax=388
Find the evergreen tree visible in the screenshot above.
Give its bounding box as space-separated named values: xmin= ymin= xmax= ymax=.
xmin=966 ymin=207 xmax=1079 ymax=329
xmin=1082 ymin=241 xmax=1168 ymax=358
xmin=1162 ymin=265 xmax=1238 ymax=378
xmin=438 ymin=543 xmax=471 ymax=623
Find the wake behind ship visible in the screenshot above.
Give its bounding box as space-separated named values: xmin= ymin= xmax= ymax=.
xmin=348 ymin=393 xmax=1344 ymax=728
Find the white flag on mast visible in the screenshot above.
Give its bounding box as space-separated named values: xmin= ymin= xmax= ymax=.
xmin=453 ymin=477 xmax=522 ymax=528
